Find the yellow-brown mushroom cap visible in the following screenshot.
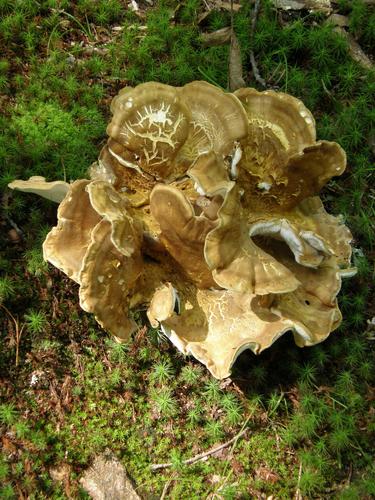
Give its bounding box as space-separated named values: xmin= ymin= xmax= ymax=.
xmin=147 ymin=282 xmax=179 ymax=328
xmin=235 ymin=88 xmax=316 ymax=154
xmin=175 ymin=81 xmax=249 ymax=166
xmin=107 ymin=82 xmax=191 ymax=180
xmin=86 ymin=180 xmax=143 ymax=257
xmin=203 ymin=183 xmax=301 ymax=294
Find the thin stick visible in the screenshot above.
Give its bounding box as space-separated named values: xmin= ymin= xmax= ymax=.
xmin=250 ymin=0 xmax=266 ymax=87
xmin=151 ymin=427 xmax=248 ymax=471
xmin=215 ymin=415 xmax=252 ymax=494
xmin=159 ymin=475 xmax=174 ymax=500
xmin=5 ymin=215 xmax=24 ymax=240
xmin=1 ymin=304 xmax=25 ymax=367
xmin=228 ymin=0 xmax=235 ymax=90
xmin=294 ymin=461 xmax=303 ymax=500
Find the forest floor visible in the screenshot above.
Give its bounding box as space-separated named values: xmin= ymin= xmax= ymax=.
xmin=0 ymin=0 xmax=374 ymax=498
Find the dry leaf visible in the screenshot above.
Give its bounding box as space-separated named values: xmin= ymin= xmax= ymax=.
xmin=213 ymin=1 xmax=242 ymax=12
xmin=1 ymin=436 xmax=17 ymax=454
xmin=198 ymin=1 xmax=243 ymax=24
xmin=229 ymin=31 xmax=245 ymax=91
xmin=201 ymin=27 xmax=232 ymax=47
xmin=333 ymin=27 xmax=373 ymax=70
xmin=255 ymin=465 xmax=280 ymax=484
xmin=272 ymin=0 xmax=332 ymax=13
xmin=50 ymin=463 xmax=72 ymax=483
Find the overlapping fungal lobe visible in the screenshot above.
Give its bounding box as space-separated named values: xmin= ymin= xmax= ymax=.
xmin=8 ymin=82 xmax=356 ymax=379
xmin=42 ymin=180 xmax=102 ymax=282
xmin=175 ymin=81 xmax=249 ymax=165
xmin=150 ymin=183 xmax=217 ymax=288
xmin=78 ymin=218 xmax=142 ymax=342
xmin=8 ymin=176 xmax=70 ymax=203
xmin=150 ymin=286 xmax=297 ymax=379
xmin=234 ymin=88 xmax=346 ymax=212
xmin=186 ymin=151 xmax=300 ymax=295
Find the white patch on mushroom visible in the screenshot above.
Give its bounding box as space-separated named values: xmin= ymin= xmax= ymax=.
xmin=151 ymin=109 xmax=168 ymax=124
xmin=160 ymin=324 xmax=187 ymax=354
xmin=194 ymin=182 xmax=206 ymax=196
xmin=90 ymin=160 xmax=117 ymax=184
xmin=230 ymin=143 xmax=242 ymax=179
xmin=289 ymin=322 xmax=312 ymax=343
xmin=171 ymin=286 xmax=181 ymax=314
xmin=300 ymin=230 xmax=331 ymax=253
xmin=257 ymin=181 xmax=272 ymax=192
xmin=249 ymin=220 xmax=306 ymax=262
xmin=108 ymin=147 xmax=144 ymax=175
xmin=97 ymin=275 xmax=104 ymax=283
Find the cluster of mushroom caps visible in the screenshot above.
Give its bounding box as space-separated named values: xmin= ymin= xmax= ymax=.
xmin=10 ymin=81 xmax=356 ymax=379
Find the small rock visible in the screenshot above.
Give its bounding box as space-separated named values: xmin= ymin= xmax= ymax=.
xmin=66 ymin=54 xmax=76 ymax=66
xmin=80 ymin=450 xmax=141 ymax=500
xmin=129 ymin=0 xmax=139 ymax=12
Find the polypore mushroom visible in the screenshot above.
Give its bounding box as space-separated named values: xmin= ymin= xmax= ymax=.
xmin=9 ymin=81 xmax=355 ymax=378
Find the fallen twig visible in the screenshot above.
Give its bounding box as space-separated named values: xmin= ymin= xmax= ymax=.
xmin=294 ymin=461 xmax=303 ymax=500
xmin=159 ymin=474 xmax=175 ymax=500
xmin=250 ymin=0 xmax=266 ymax=87
xmin=151 ymin=427 xmax=249 ymax=471
xmin=1 ymin=304 xmax=25 ymax=367
xmin=214 ymin=415 xmax=252 ymax=494
xmin=5 ymin=215 xmax=24 ymax=240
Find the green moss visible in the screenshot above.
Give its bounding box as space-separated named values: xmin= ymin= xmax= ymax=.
xmin=0 ymin=0 xmax=374 ymax=497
